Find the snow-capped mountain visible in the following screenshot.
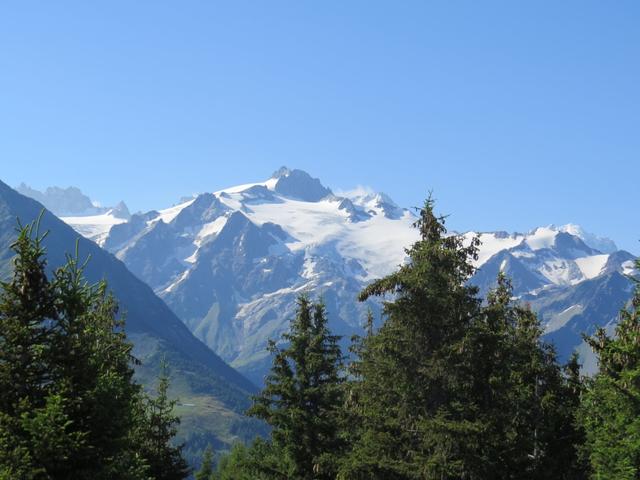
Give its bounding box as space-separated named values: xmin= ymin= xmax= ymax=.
xmin=465 ymin=228 xmax=636 ymax=372
xmin=0 ymin=180 xmax=260 ymax=458
xmin=465 ymin=227 xmax=625 ymax=295
xmin=40 ymin=167 xmax=635 ymax=382
xmin=16 ymin=184 xmax=131 ymax=245
xmin=91 ymin=168 xmax=418 ymax=382
xmin=60 ymin=203 xmax=130 ymax=246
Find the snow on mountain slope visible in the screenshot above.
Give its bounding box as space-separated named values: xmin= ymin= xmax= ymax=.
xmin=462 ymin=232 xmax=525 ymax=267
xmin=16 ymin=184 xmax=132 ymax=246
xmin=214 ymin=176 xmax=279 ymax=195
xmin=61 ymin=209 xmax=129 ymax=245
xmin=47 ymin=167 xmax=634 ymax=381
xmin=623 ymin=260 xmax=639 ymax=277
xmin=192 ymin=215 xmax=229 ymax=249
xmin=575 ymin=254 xmax=610 ymax=280
xmin=462 ymin=227 xmax=622 ymax=290
xmin=219 ymin=193 xmax=416 ymax=280
xmin=526 ymin=226 xmax=561 ymax=251
xmin=118 ymin=168 xmax=416 ymax=284
xmin=154 ymin=198 xmax=196 ymax=224
xmin=559 ymin=223 xmax=618 ymax=254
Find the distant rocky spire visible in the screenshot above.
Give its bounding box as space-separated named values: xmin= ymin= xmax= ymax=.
xmin=271 ymin=167 xmax=333 ymax=202
xmin=271 ymin=166 xmax=292 ymax=178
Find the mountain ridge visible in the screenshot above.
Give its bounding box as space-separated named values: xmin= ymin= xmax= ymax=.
xmin=0 ymin=179 xmax=263 ymax=461
xmin=18 ymin=168 xmax=635 ymax=382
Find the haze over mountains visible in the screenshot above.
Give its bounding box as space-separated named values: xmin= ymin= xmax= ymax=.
xmin=19 ymin=168 xmax=637 ymax=383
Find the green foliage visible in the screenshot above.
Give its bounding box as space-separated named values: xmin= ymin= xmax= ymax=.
xmin=0 ymin=217 xmax=189 ymax=479
xmin=215 ymin=440 xmax=279 ymax=480
xmin=48 ymin=249 xmax=146 ymax=478
xmin=466 ymin=274 xmax=586 ymax=479
xmin=247 ymin=295 xmax=345 ymax=479
xmin=580 ymin=258 xmax=640 ymax=479
xmin=0 ymin=412 xmax=38 ymax=480
xmin=195 ymin=445 xmax=214 ymax=480
xmin=340 ymin=198 xmax=484 ymax=479
xmin=210 ymin=197 xmax=588 ymax=479
xmin=19 ymin=394 xmax=85 ymax=475
xmin=339 ymin=199 xmax=585 ymax=479
xmin=135 ymin=361 xmax=191 ymax=480
xmin=0 ymin=218 xmax=55 ymax=417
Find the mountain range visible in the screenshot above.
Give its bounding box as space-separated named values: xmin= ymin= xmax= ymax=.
xmin=0 ymin=180 xmax=264 ymax=464
xmin=22 ymin=168 xmax=636 ymax=383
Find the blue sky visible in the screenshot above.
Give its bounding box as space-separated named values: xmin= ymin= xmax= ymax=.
xmin=1 ymin=1 xmax=639 ymax=252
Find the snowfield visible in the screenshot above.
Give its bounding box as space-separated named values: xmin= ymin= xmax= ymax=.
xmin=60 ymin=169 xmax=625 ymax=292
xmin=61 ymin=211 xmax=128 ymax=245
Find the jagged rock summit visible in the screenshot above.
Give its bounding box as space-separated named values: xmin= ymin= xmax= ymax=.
xmin=16 ymin=183 xmax=129 ymax=218
xmin=16 ymin=183 xmax=131 ymax=245
xmin=271 ymin=166 xmax=333 ymax=202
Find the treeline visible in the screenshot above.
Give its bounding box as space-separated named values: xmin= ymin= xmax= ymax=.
xmin=2 ymin=202 xmax=639 ymax=479
xmin=0 ymin=220 xmax=189 ymax=479
xmin=200 ymin=199 xmax=640 ymax=480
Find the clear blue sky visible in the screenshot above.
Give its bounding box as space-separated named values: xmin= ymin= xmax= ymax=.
xmin=1 ymin=1 xmax=638 ymax=253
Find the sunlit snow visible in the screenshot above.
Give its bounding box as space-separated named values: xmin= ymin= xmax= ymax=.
xmin=154 ymin=198 xmax=196 ymax=224
xmin=61 ymin=212 xmax=128 ymax=245
xmin=574 ymin=254 xmax=609 ymax=280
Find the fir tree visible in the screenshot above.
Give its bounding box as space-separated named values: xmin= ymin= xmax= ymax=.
xmin=136 ymin=361 xmax=191 ymax=480
xmin=195 ymin=446 xmax=214 ymax=480
xmin=248 ymin=295 xmax=345 ymax=480
xmin=340 ymin=197 xmax=483 ymax=479
xmin=580 ymin=258 xmax=640 ymax=479
xmin=0 ymin=218 xmax=56 ymax=414
xmin=0 ymin=217 xmax=189 ymax=479
xmin=0 ymin=218 xmax=84 ymax=478
xmin=469 ymin=274 xmax=586 ymax=479
xmin=215 ymin=440 xmax=277 ymax=480
xmin=339 ymin=198 xmax=585 ymax=479
xmin=48 ymin=249 xmax=147 ymax=478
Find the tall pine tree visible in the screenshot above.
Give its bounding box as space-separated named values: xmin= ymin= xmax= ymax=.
xmin=340 ymin=198 xmax=585 ymax=479
xmin=339 ymin=198 xmax=483 ymax=479
xmin=48 ymin=248 xmax=147 ymax=478
xmin=0 ymin=219 xmax=84 ymax=478
xmin=195 ymin=446 xmax=214 ymax=480
xmin=248 ymin=295 xmax=345 ymax=480
xmin=135 ymin=361 xmax=190 ymax=480
xmin=0 ymin=217 xmax=190 ymax=479
xmin=468 ymin=274 xmax=585 ymax=479
xmin=580 ymin=258 xmax=640 ymax=479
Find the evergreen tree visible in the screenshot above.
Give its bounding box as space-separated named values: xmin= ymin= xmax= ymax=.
xmin=0 ymin=217 xmax=189 ymax=479
xmin=580 ymin=258 xmax=640 ymax=479
xmin=0 ymin=219 xmax=56 ymax=413
xmin=469 ymin=274 xmax=586 ymax=479
xmin=340 ymin=198 xmax=483 ymax=479
xmin=48 ymin=249 xmax=147 ymax=479
xmin=215 ymin=440 xmax=277 ymax=480
xmin=195 ymin=446 xmax=214 ymax=480
xmin=340 ymin=199 xmax=585 ymax=479
xmin=136 ymin=362 xmax=191 ymax=480
xmin=248 ymin=295 xmax=345 ymax=480
xmin=0 ymin=218 xmax=86 ymax=478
